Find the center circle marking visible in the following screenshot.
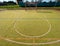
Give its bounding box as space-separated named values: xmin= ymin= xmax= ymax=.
xmin=14 ymin=18 xmax=51 ymax=38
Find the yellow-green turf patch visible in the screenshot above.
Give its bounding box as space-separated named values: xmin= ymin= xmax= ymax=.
xmin=0 ymin=10 xmax=60 ymax=46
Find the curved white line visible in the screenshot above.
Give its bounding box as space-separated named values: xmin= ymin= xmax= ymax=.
xmin=13 ymin=16 xmax=51 ymax=38
xmin=4 ymin=38 xmax=60 ymax=45
xmin=0 ymin=10 xmax=60 ymax=45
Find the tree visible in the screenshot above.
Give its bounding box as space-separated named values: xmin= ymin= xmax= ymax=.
xmin=38 ymin=0 xmax=42 ymax=2
xmin=35 ymin=0 xmax=38 ymax=7
xmin=7 ymin=1 xmax=16 ymax=5
xmin=3 ymin=1 xmax=7 ymax=5
xmin=55 ymin=0 xmax=60 ymax=2
xmin=31 ymin=0 xmax=34 ymax=2
xmin=57 ymin=0 xmax=60 ymax=2
xmin=0 ymin=2 xmax=4 ymax=6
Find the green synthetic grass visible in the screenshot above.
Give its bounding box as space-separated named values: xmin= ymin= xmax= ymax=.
xmin=0 ymin=10 xmax=60 ymax=46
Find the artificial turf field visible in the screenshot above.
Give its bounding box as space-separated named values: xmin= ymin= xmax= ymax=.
xmin=0 ymin=9 xmax=60 ymax=46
